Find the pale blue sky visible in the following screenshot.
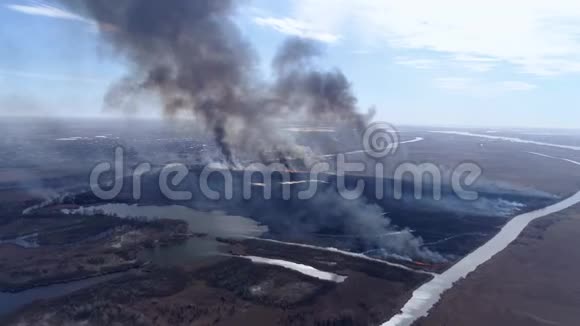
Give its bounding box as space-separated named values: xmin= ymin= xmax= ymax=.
xmin=1 ymin=0 xmax=580 ymax=128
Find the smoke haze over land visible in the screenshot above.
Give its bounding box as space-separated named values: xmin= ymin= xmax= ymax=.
xmin=49 ymin=0 xmax=445 ymax=262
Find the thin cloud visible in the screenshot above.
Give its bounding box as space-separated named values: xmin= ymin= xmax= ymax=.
xmin=4 ymin=2 xmax=89 ymax=22
xmin=394 ymin=57 xmax=437 ymax=69
xmin=0 ymin=69 xmax=107 ymax=84
xmin=453 ymin=54 xmax=499 ymax=72
xmin=253 ymin=16 xmax=341 ymax=43
xmin=458 ymin=62 xmax=496 ymax=72
xmin=351 ymin=50 xmax=373 ymax=55
xmin=435 ymin=77 xmax=537 ymax=96
xmin=394 ymin=55 xmax=495 ymax=72
xmin=498 ymin=81 xmax=537 ymax=91
xmin=293 ymin=0 xmax=580 ymax=76
xmin=454 ymin=54 xmax=499 ymax=63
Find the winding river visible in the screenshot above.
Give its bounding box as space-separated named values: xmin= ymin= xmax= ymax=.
xmin=382 ymin=147 xmax=580 ymax=325
xmin=431 ymin=131 xmax=580 ymax=151
xmin=3 ymin=134 xmax=578 ymax=323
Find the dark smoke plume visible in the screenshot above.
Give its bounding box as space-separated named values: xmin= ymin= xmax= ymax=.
xmin=58 ymin=0 xmax=370 ymax=166
xmin=56 ymin=1 xmax=443 ymax=261
xmin=272 ymin=38 xmax=366 ymax=130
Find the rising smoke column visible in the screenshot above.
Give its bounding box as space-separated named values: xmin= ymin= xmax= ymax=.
xmin=58 ymin=0 xmax=370 ymax=166
xmin=59 ymin=0 xmax=259 ymax=164
xmin=293 ymin=191 xmax=445 ymax=263
xmin=56 ymin=0 xmax=443 ymax=261
xmin=272 ymin=38 xmax=368 ymax=131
